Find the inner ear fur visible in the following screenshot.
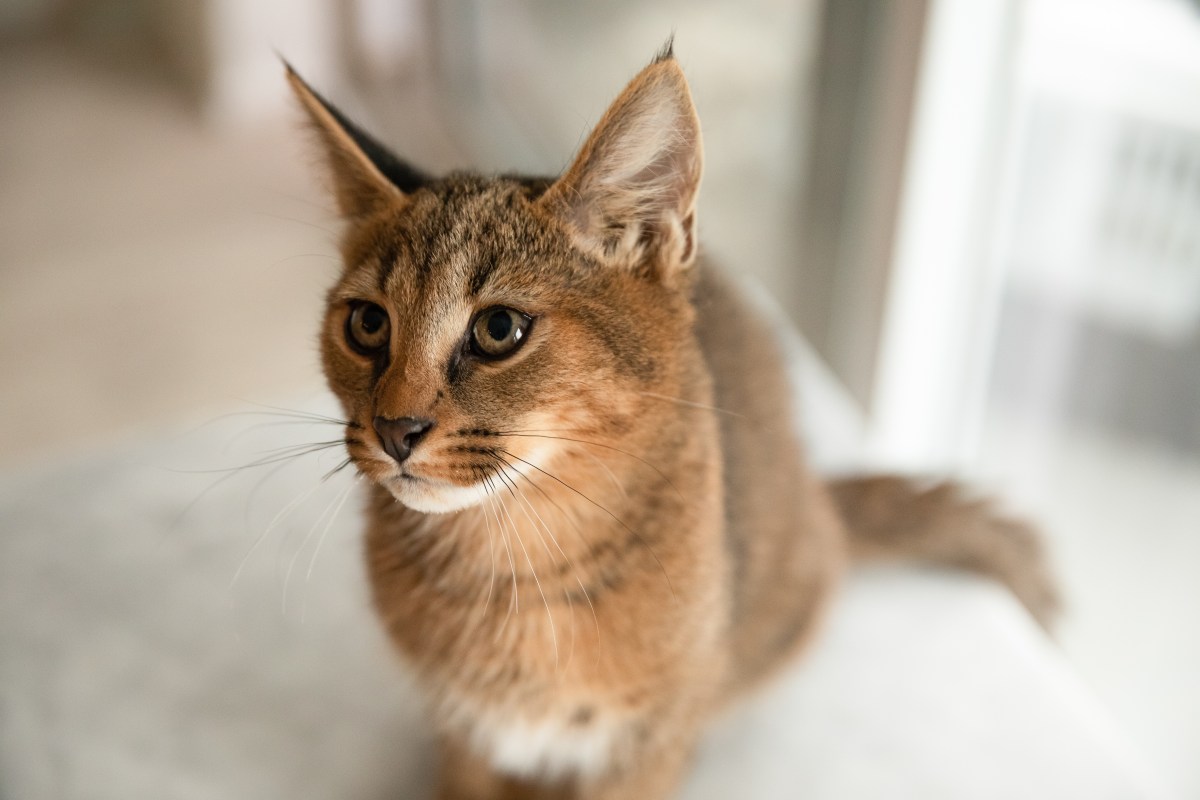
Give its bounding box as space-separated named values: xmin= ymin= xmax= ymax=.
xmin=540 ymin=50 xmax=704 ymax=281
xmin=284 ymin=62 xmax=427 ymax=219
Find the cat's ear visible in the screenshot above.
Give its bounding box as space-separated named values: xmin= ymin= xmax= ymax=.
xmin=284 ymin=62 xmax=427 ymax=219
xmin=541 ymin=44 xmax=703 ymax=281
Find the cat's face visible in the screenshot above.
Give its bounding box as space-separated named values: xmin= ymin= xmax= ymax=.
xmin=321 ymin=177 xmax=689 ymax=513
xmin=289 ymin=51 xmax=703 ymax=513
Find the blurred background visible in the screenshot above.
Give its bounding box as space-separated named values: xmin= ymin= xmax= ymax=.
xmin=1 ymin=0 xmax=1198 ymax=796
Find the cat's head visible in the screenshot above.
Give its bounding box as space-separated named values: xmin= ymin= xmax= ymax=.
xmin=288 ymin=45 xmax=704 ymax=513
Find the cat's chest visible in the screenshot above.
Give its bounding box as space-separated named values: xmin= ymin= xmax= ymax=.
xmin=424 ymin=629 xmax=630 ymax=778
xmin=450 ymin=695 xmax=624 ymax=779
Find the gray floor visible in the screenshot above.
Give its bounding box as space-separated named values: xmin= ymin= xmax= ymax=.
xmin=975 ymin=410 xmax=1200 ymax=798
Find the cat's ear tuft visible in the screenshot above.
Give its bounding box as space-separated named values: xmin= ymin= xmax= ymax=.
xmin=284 ymin=62 xmax=428 ymax=219
xmin=653 ymin=34 xmax=676 ymax=64
xmin=540 ymin=52 xmax=702 ymax=281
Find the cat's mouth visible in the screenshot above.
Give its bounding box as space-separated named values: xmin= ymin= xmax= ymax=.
xmin=382 ymin=460 xmax=451 ymax=488
xmin=349 ymin=424 xmax=558 ymax=514
xmin=382 ymin=468 xmax=493 ymax=514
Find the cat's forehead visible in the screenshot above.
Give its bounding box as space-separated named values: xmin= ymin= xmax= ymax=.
xmin=338 ymin=174 xmax=566 ymax=304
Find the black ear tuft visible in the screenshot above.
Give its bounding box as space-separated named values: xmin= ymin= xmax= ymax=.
xmin=311 ymin=93 xmax=428 ymax=195
xmin=283 ymin=60 xmax=428 ymax=195
xmin=654 ymin=34 xmax=676 ymax=64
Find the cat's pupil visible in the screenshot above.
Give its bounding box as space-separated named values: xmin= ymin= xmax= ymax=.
xmin=361 ymin=307 xmax=384 ymax=334
xmin=486 ymin=311 xmax=512 ymax=341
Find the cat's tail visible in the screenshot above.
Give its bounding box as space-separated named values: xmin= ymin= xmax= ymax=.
xmin=828 ymin=476 xmax=1060 ymax=629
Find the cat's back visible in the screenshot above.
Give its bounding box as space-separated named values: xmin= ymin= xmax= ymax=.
xmin=692 ymin=260 xmax=846 ymax=690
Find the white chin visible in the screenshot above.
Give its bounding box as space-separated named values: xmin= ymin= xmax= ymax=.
xmin=388 ymin=478 xmax=490 ymax=514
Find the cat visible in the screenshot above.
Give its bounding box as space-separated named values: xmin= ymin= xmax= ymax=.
xmin=285 ymin=41 xmax=1057 ymax=800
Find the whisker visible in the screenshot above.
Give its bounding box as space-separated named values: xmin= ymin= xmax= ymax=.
xmin=496 ymin=448 xmax=677 ymax=602
xmin=228 ymin=475 xmax=328 ymax=597
xmin=483 ymin=476 xmax=519 ymax=635
xmin=171 ymin=466 xmax=245 ymax=533
xmin=177 ymin=408 xmax=346 ymax=442
xmin=509 ymin=487 xmax=574 ymax=668
xmin=300 ymin=476 xmax=362 ymax=622
xmin=504 ymin=471 xmax=588 ymax=671
xmin=269 ymin=252 xmax=341 ymax=270
xmin=573 ymin=447 xmax=628 ymax=500
xmin=493 ymin=468 xmax=559 ymax=670
xmin=632 ymin=390 xmax=747 ymax=420
xmin=253 ymin=210 xmax=338 ymax=237
xmin=487 ymin=453 xmax=595 ymax=575
xmin=172 ymin=440 xmax=345 ymax=531
xmin=282 ymin=477 xmax=354 ymax=616
xmin=166 ymin=440 xmax=348 ymax=475
xmin=262 ymin=189 xmax=339 ymax=216
xmin=494 ymin=431 xmax=683 ymax=502
xmin=320 ymin=456 xmax=355 ymax=483
xmin=473 ymin=467 xmax=499 ymax=627
xmin=489 ymin=454 xmax=603 ymax=668
xmin=220 ymin=419 xmax=351 ymax=453
xmin=241 ymin=454 xmax=314 ymax=526
xmin=306 ymin=476 xmax=360 ymax=582
xmin=216 ymin=403 xmax=360 ymax=427
xmin=253 ymin=438 xmax=351 ymax=457
xmin=497 ymin=468 xmax=562 ymax=575
xmin=239 ymin=447 xmax=354 ymax=529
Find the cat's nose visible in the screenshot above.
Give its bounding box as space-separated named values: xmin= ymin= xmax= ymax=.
xmin=373 ymin=416 xmax=435 ymax=464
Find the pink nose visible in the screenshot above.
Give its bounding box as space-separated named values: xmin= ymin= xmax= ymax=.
xmin=372 ymin=416 xmax=435 ymax=464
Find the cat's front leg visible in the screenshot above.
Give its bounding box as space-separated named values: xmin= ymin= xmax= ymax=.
xmin=434 ymin=729 xmax=698 ymax=800
xmin=435 ymin=737 xmax=576 ymax=800
xmin=576 ymin=734 xmax=697 ymax=800
xmin=559 ymin=705 xmax=703 ymax=800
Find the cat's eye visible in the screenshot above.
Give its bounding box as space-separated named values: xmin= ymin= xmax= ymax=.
xmin=346 ymin=302 xmax=391 ymax=354
xmin=469 ymin=307 xmax=532 ymax=360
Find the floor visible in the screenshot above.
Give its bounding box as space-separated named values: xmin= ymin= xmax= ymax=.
xmin=975 ymin=411 xmax=1200 ymax=798
xmin=1 ymin=409 xmax=1160 ymax=798
xmin=1 ymin=38 xmax=1196 ymax=798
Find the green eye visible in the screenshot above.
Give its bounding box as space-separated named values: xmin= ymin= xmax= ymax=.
xmin=346 ymin=302 xmax=390 ymax=354
xmin=470 ymin=307 xmax=532 ymax=359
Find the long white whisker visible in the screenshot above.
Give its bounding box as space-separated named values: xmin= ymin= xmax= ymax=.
xmin=494 ymin=470 xmax=559 ymax=672
xmin=499 ymin=447 xmax=676 ymax=602
xmin=300 ymin=476 xmax=362 ymax=622
xmin=574 ymin=447 xmax=627 ymax=499
xmin=477 ymin=474 xmax=499 ymax=624
xmin=306 ymin=477 xmax=359 ymax=582
xmin=282 ymin=479 xmax=352 ymax=616
xmin=483 ymin=477 xmax=519 ymax=639
xmin=228 ymin=475 xmax=326 ymax=599
xmin=495 ymin=431 xmax=684 ymax=503
xmin=173 ymin=438 xmax=337 ymax=536
xmin=458 ymin=475 xmax=501 ymax=647
xmin=506 ymin=472 xmax=583 ymax=672
xmin=503 ymin=459 xmax=601 ymax=666
xmin=633 ymin=389 xmax=746 ymax=419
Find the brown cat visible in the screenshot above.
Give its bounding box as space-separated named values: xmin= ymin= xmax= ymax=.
xmin=285 ymin=43 xmax=1057 ymax=800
